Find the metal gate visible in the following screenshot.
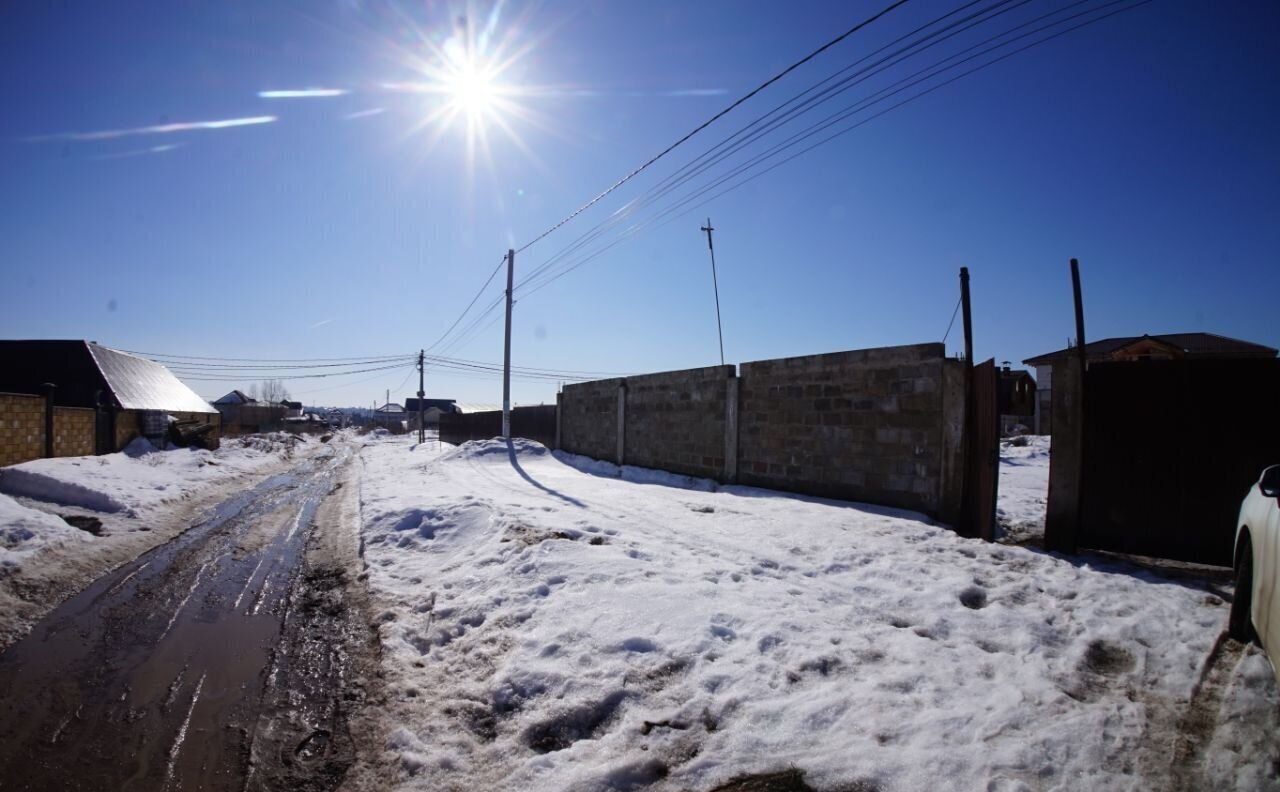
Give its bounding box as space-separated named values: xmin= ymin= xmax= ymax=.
xmin=962 ymin=359 xmax=999 ymax=540
xmin=1076 ymin=359 xmax=1280 ymax=566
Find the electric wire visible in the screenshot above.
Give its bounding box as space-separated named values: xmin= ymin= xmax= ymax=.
xmin=514 ymin=0 xmax=1153 ymax=300
xmin=512 ymin=0 xmax=913 ymax=256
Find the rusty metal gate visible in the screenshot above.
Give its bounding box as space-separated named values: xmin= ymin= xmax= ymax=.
xmin=1076 ymin=358 xmax=1280 ymax=566
xmin=962 ymin=359 xmax=999 ymax=540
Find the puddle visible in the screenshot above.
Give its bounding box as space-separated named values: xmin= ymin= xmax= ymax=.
xmin=0 ymin=447 xmax=352 ymax=791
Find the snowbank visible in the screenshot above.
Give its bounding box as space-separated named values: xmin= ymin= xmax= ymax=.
xmin=0 ymin=435 xmax=299 ymax=515
xmin=358 ymin=436 xmax=1267 ymax=791
xmin=0 ymin=494 xmax=91 ymax=579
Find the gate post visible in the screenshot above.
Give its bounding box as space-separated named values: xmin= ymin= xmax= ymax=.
xmin=1045 ymin=355 xmax=1083 ymax=553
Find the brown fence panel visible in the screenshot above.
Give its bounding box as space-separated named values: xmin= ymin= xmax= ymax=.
xmin=962 ymin=359 xmax=999 ymax=540
xmin=439 ymin=406 xmax=557 ymax=449
xmin=1078 ymin=359 xmax=1280 ymax=566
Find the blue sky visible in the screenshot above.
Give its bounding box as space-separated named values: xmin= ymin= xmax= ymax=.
xmin=2 ymin=0 xmax=1277 ymax=407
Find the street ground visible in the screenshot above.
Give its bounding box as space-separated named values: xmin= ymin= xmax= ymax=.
xmin=0 ymin=432 xmax=1276 ymax=791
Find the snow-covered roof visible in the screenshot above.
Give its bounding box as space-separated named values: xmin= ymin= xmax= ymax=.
xmin=376 ymin=403 xmax=407 ymax=414
xmin=86 ymin=343 xmax=218 ymax=414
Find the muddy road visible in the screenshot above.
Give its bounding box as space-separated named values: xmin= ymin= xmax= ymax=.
xmin=0 ymin=444 xmax=377 ymax=792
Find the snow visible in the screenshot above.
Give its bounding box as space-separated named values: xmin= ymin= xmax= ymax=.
xmin=0 ymin=433 xmax=306 ymax=516
xmin=997 ymin=435 xmax=1050 ymax=544
xmin=357 ymin=435 xmax=1270 ymax=791
xmin=0 ymin=432 xmax=317 ymax=650
xmin=0 ymin=494 xmax=91 ymax=579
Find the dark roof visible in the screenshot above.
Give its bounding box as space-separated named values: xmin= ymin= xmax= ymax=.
xmin=1023 ymin=333 xmax=1277 ymax=366
xmin=280 ymin=400 xmax=303 ymax=409
xmin=404 ymin=398 xmax=458 ymax=413
xmin=214 ymin=389 xmax=255 ymax=405
xmin=0 ymin=340 xmax=216 ymax=414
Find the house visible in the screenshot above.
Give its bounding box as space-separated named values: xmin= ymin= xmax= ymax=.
xmin=997 ymin=364 xmax=1036 ymax=433
xmin=372 ymin=402 xmax=409 ymax=432
xmin=212 ymin=389 xmax=286 ymax=435
xmin=1023 ymin=332 xmax=1278 ymax=434
xmin=279 ymin=400 xmax=303 ymax=418
xmin=213 ymin=390 xmax=255 ymax=405
xmin=403 ymin=397 xmax=459 ymax=429
xmin=0 ymin=340 xmax=220 ymax=462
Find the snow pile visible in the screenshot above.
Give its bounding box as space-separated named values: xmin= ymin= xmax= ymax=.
xmin=0 ymin=494 xmax=90 ymax=578
xmin=358 ymin=436 xmax=1252 ymax=791
xmin=0 ymin=439 xmax=291 ymax=515
xmin=997 ymin=434 xmax=1050 ymax=544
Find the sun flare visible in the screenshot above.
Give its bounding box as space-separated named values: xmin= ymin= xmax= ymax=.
xmin=444 ymin=62 xmax=499 ymax=118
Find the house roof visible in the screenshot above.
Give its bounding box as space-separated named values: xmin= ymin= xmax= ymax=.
xmin=1023 ymin=333 xmax=1277 ymax=366
xmin=376 ymin=403 xmax=407 ymax=414
xmin=86 ymin=344 xmax=219 ymax=414
xmin=213 ymin=389 xmax=255 ymax=405
xmin=404 ymin=398 xmax=458 ymax=413
xmin=0 ymin=340 xmax=216 ymax=414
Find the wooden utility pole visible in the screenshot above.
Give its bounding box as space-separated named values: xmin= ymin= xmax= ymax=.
xmin=417 ymin=349 xmax=425 ymax=444
xmin=1071 ymin=258 xmax=1086 ymax=367
xmin=959 ymin=267 xmax=973 ymax=365
xmin=701 ymin=218 xmax=726 ymax=367
xmin=502 ymin=248 xmax=514 ymax=439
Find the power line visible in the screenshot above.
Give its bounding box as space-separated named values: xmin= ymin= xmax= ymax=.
xmin=423 ymin=255 xmax=508 ymax=354
xmin=512 ymin=0 xmax=913 ymax=256
xmin=172 ymin=362 xmax=411 ymax=382
xmin=123 ymin=350 xmax=410 ymax=363
xmin=513 ymin=0 xmax=1153 ymax=299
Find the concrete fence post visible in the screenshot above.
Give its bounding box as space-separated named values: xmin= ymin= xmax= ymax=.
xmin=724 ymin=372 xmax=739 ymax=484
xmin=616 ymin=382 xmax=626 ymax=466
xmin=555 ymin=394 xmax=562 ymax=451
xmin=42 ymin=382 xmax=56 ymax=459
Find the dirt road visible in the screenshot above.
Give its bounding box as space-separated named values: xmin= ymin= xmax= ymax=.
xmin=0 ymin=443 xmax=375 ymax=792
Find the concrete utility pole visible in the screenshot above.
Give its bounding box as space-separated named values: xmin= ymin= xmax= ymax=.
xmin=701 ymin=218 xmax=725 ymax=366
xmin=502 ymin=248 xmax=515 ymax=439
xmin=417 ymin=349 xmax=425 ymax=444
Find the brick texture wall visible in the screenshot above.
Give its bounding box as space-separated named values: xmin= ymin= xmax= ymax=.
xmin=737 ymin=343 xmax=963 ymax=516
xmin=559 ymin=378 xmax=622 ymax=463
xmin=53 ymin=407 xmax=95 ymax=457
xmin=0 ymin=393 xmax=46 ymax=467
xmin=624 ymin=365 xmax=733 ymax=479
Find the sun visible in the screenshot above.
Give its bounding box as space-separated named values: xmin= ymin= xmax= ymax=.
xmin=444 ymin=62 xmax=499 ymax=118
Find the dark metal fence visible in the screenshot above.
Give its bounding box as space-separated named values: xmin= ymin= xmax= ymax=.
xmin=1073 ymin=359 xmax=1280 ymax=566
xmin=439 ymin=405 xmax=557 ymax=449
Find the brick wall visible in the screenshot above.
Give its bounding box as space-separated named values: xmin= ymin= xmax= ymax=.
xmin=738 ymin=343 xmax=963 ymax=516
xmin=559 ymin=378 xmax=622 ymax=463
xmin=0 ymin=393 xmax=45 ymax=467
xmin=53 ymin=407 xmax=95 ymax=457
xmin=624 ymin=365 xmax=733 ymax=480
xmin=555 ymin=344 xmax=968 ymax=521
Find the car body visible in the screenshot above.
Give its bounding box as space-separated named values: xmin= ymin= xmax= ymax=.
xmin=1231 ymin=464 xmax=1280 ymax=678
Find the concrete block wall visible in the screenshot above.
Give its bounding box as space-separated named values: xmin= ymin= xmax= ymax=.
xmin=559 ymin=378 xmax=622 ymax=463
xmin=53 ymin=407 xmax=95 ymax=458
xmin=624 ymin=365 xmax=734 ymax=480
xmin=0 ymin=393 xmax=45 ymax=467
xmin=737 ymin=343 xmax=963 ymax=516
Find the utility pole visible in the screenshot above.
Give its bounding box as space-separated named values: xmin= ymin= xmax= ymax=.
xmin=960 ymin=267 xmax=973 ymax=366
xmin=502 ymin=248 xmax=514 ymax=439
xmin=417 ymin=349 xmax=425 ymax=444
xmin=701 ymin=218 xmax=725 ymax=366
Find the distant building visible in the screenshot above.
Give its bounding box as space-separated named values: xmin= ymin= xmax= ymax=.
xmin=404 ymin=397 xmax=459 ymax=429
xmin=279 ymin=400 xmax=303 ymax=418
xmin=372 ymin=402 xmax=408 ymax=432
xmin=997 ymin=365 xmax=1036 ymax=433
xmin=0 ymin=340 xmax=220 ymax=460
xmin=1023 ymin=332 xmax=1278 ymax=434
xmin=213 ymin=390 xmax=256 ymax=405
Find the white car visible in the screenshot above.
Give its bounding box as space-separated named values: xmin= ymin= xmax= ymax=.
xmin=1231 ymin=464 xmax=1280 ymax=676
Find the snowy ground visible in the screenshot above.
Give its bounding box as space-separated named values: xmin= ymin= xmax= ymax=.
xmin=0 ymin=433 xmax=322 ymax=649
xmin=356 ymin=435 xmax=1280 ymax=792
xmin=996 ymin=435 xmax=1051 ymax=546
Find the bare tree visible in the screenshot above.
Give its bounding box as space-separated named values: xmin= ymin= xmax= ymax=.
xmin=259 ymin=379 xmax=290 ymax=403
